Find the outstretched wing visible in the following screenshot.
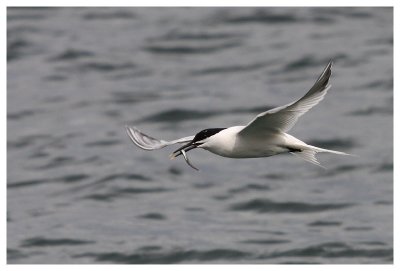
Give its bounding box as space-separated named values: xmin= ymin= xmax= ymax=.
xmin=126 ymin=125 xmax=194 ymax=150
xmin=239 ymin=60 xmax=333 ymax=137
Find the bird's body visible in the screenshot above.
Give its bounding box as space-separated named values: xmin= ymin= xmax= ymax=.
xmin=126 ymin=60 xmax=351 ymax=170
xmin=200 ymin=126 xmax=286 ymax=158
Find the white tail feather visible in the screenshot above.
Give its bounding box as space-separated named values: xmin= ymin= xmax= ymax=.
xmin=290 ymin=145 xmax=352 ymax=168
xmin=291 ymin=150 xmax=326 ymax=169
xmin=307 ymin=145 xmax=352 ymax=156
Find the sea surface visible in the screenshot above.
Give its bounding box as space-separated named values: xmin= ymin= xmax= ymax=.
xmin=7 ymin=7 xmax=393 ymax=264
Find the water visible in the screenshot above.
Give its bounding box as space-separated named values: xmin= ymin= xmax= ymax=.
xmin=7 ymin=7 xmax=393 ymax=264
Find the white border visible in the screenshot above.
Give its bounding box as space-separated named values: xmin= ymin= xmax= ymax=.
xmin=3 ymin=1 xmax=397 ymax=269
xmin=3 ymin=0 xmax=398 ymax=7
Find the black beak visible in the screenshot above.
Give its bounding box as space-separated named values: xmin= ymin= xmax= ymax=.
xmin=169 ymin=142 xmax=200 ymax=171
xmin=170 ymin=142 xmax=198 ymax=159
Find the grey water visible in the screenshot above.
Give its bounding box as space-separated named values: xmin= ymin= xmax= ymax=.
xmin=7 ymin=7 xmax=393 ymax=264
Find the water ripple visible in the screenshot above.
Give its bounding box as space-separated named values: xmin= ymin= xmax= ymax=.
xmin=215 ymin=8 xmax=338 ymax=25
xmin=308 ymin=221 xmax=342 ymax=227
xmin=82 ymin=10 xmax=136 ymax=20
xmin=348 ymin=106 xmax=393 ymax=116
xmin=230 ymin=199 xmax=354 ymax=213
xmin=110 ymin=91 xmax=159 ymax=105
xmin=138 ymin=213 xmax=166 ymax=220
xmin=7 ymin=7 xmax=49 ymax=21
xmin=143 ymin=40 xmax=241 ymax=55
xmin=97 ymin=173 xmax=151 ymax=183
xmin=85 ymin=139 xmax=121 ymax=147
xmin=22 ymin=237 xmax=95 ymax=247
xmin=190 ymin=62 xmax=268 ymax=76
xmin=219 ymin=9 xmax=302 ymax=24
xmin=7 ymin=38 xmax=35 ymax=61
xmin=35 ymin=156 xmax=75 ymax=169
xmin=50 ymin=49 xmax=95 ymax=62
xmin=8 ymin=174 xmax=90 ymax=189
xmin=240 ymin=239 xmax=290 ymax=245
xmin=8 ymin=109 xmax=43 ymax=121
xmin=138 ymin=109 xmax=217 ymax=123
xmin=144 ymin=27 xmax=244 ymax=55
xmin=78 ymin=61 xmax=136 ymax=73
xmin=82 ymin=187 xmax=171 ymax=202
xmin=154 ymin=29 xmax=244 ymax=41
xmin=228 ymin=184 xmax=271 ymax=194
xmin=74 ymin=248 xmax=251 ymax=264
xmin=283 ymin=55 xmax=327 ymax=72
xmin=374 ymin=162 xmax=393 ymax=172
xmin=264 ymin=242 xmax=392 ymax=259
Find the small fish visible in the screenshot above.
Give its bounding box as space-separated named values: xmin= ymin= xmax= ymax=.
xmin=181 ymin=149 xmax=199 ymax=171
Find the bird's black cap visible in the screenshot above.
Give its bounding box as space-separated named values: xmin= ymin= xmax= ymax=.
xmin=192 ymin=128 xmax=226 ymax=143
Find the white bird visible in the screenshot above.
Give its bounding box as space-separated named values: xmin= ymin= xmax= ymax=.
xmin=126 ymin=60 xmax=350 ymax=170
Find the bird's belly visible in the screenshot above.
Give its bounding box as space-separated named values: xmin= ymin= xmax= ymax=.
xmin=228 ymin=146 xmax=286 ymax=158
xmin=206 ymin=142 xmax=287 ymax=158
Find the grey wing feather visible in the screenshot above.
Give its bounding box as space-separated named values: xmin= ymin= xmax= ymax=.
xmin=125 ymin=125 xmax=194 ymax=150
xmin=239 ymin=60 xmax=333 ymax=136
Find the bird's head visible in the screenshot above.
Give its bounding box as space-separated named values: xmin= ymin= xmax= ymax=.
xmin=170 ymin=128 xmax=226 ymax=159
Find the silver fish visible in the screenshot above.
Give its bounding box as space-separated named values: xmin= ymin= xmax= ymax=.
xmin=181 ymin=149 xmax=199 ymax=171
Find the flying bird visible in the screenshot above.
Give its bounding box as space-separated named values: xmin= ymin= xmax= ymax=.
xmin=126 ymin=60 xmax=350 ymax=170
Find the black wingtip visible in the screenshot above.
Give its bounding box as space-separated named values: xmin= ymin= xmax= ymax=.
xmin=327 ymin=59 xmax=333 ymax=70
xmin=324 ymin=59 xmax=333 ymax=73
xmin=315 ymin=59 xmax=333 ymax=86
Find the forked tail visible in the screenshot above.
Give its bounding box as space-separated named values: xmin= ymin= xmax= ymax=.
xmin=290 ymin=145 xmax=352 ymax=168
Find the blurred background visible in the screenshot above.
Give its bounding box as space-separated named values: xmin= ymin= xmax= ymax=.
xmin=7 ymin=7 xmax=393 ymax=264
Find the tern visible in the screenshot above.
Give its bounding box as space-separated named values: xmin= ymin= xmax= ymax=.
xmin=126 ymin=60 xmax=350 ymax=170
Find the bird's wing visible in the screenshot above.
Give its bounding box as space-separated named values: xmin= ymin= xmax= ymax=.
xmin=126 ymin=125 xmax=194 ymax=150
xmin=239 ymin=60 xmax=332 ymax=137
